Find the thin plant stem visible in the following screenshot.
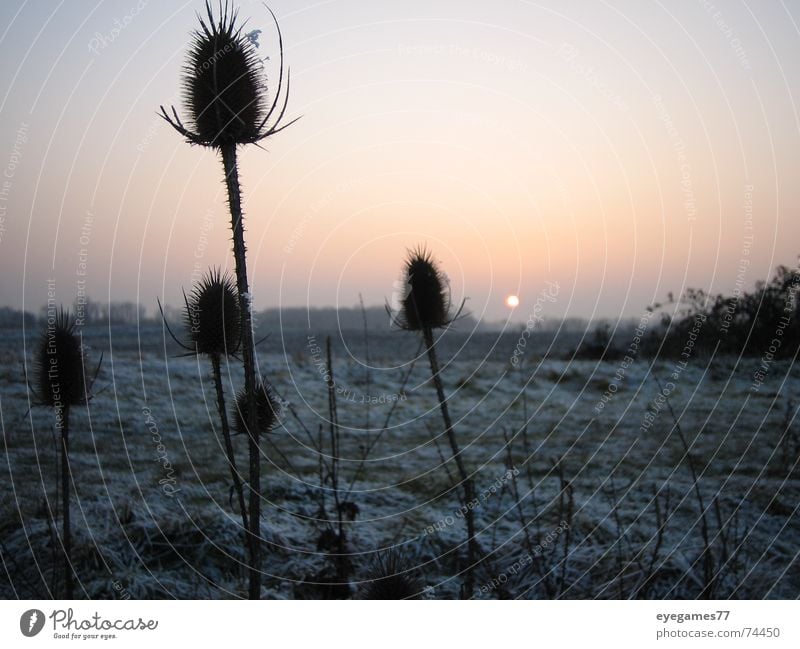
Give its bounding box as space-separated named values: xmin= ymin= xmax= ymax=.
xmin=325 ymin=337 xmax=346 ymax=580
xmin=422 ymin=326 xmax=476 ymax=598
xmin=59 ymin=404 xmax=73 ymax=599
xmin=502 ymin=429 xmax=535 ymax=560
xmin=520 ymin=383 xmax=536 ymax=492
xmin=318 ymin=423 xmax=326 ymax=518
xmin=343 ymin=338 xmax=423 ymax=499
xmin=211 ymin=354 xmax=249 ymax=534
xmin=654 ymin=374 xmax=714 ymax=598
xmin=48 ymin=417 xmax=60 ymax=596
xmin=430 ymin=425 xmax=456 ymax=488
xmin=359 ymin=293 xmax=371 ymax=431
xmin=220 ymin=142 xmax=261 ymax=599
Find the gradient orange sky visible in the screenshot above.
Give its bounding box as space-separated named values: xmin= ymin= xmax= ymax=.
xmin=0 ymin=0 xmax=798 ymax=323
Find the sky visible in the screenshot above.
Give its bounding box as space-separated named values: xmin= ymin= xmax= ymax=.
xmin=0 ymin=0 xmax=798 ymax=325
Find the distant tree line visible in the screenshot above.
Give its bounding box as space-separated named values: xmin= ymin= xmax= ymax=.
xmin=0 ymin=306 xmax=38 ymax=329
xmin=644 ymin=263 xmax=800 ymax=358
xmin=567 ymin=262 xmax=800 ymax=360
xmin=0 ymin=300 xmax=149 ymax=329
xmin=68 ymin=298 xmax=146 ymax=326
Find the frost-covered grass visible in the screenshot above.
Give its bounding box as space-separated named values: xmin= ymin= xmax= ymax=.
xmin=1 ymin=329 xmax=798 ymax=598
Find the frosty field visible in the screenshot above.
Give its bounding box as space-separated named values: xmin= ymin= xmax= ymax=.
xmin=1 ymin=325 xmax=798 ymax=599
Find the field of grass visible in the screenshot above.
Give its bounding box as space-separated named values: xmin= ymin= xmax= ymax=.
xmin=1 ymin=327 xmax=798 ymax=598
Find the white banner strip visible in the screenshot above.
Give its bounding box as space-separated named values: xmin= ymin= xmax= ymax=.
xmin=1 ymin=600 xmax=797 ymax=648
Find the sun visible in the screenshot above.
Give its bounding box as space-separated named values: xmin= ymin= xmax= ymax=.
xmin=505 ymin=294 xmax=520 ymax=309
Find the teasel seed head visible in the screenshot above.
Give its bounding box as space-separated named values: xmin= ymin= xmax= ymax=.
xmin=391 ymin=246 xmax=460 ymax=331
xmin=233 ymin=378 xmax=281 ymax=436
xmin=184 ymin=267 xmax=242 ymax=356
xmin=159 ymin=1 xmax=298 ymax=148
xmin=33 ymin=308 xmax=88 ymax=408
xmin=360 ymin=549 xmax=422 ymax=600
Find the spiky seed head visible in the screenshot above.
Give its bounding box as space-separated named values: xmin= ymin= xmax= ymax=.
xmin=34 ymin=308 xmax=87 ymax=408
xmin=233 ymin=378 xmax=281 ymax=436
xmin=184 ymin=268 xmax=241 ymax=356
xmin=182 ymin=1 xmax=267 ymax=146
xmin=360 ymin=549 xmax=421 ymax=600
xmin=397 ymin=246 xmax=452 ymax=331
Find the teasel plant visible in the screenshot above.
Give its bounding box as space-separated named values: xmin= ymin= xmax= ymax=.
xmin=387 ymin=246 xmax=477 ymax=597
xmin=159 ymin=268 xmax=249 ymax=537
xmin=359 ymin=548 xmax=423 ymax=600
xmin=232 ymin=377 xmax=282 ymax=439
xmin=30 ymin=307 xmax=101 ymax=598
xmin=159 ymin=0 xmax=298 ymax=598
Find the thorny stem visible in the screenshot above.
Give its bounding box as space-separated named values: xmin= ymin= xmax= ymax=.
xmin=422 ymin=326 xmax=476 ymax=598
xmin=211 ymin=354 xmax=249 ymax=534
xmin=325 ymin=337 xmax=347 ymax=580
xmin=59 ymin=404 xmax=73 ymax=599
xmin=220 ymin=142 xmax=261 ymax=599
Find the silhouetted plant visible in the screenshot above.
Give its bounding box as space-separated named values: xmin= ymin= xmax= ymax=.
xmin=31 ymin=307 xmax=100 ymax=598
xmin=161 ymin=268 xmax=249 ymax=536
xmin=160 ymin=0 xmax=297 ymax=598
xmin=388 ymin=246 xmax=476 ymax=597
xmin=183 ymin=268 xmax=242 ymax=356
xmin=360 ymin=549 xmax=422 ymax=599
xmin=232 ymin=378 xmax=282 ymax=437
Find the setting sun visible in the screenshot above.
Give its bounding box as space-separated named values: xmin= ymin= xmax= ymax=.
xmin=505 ymin=294 xmax=520 ymax=309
